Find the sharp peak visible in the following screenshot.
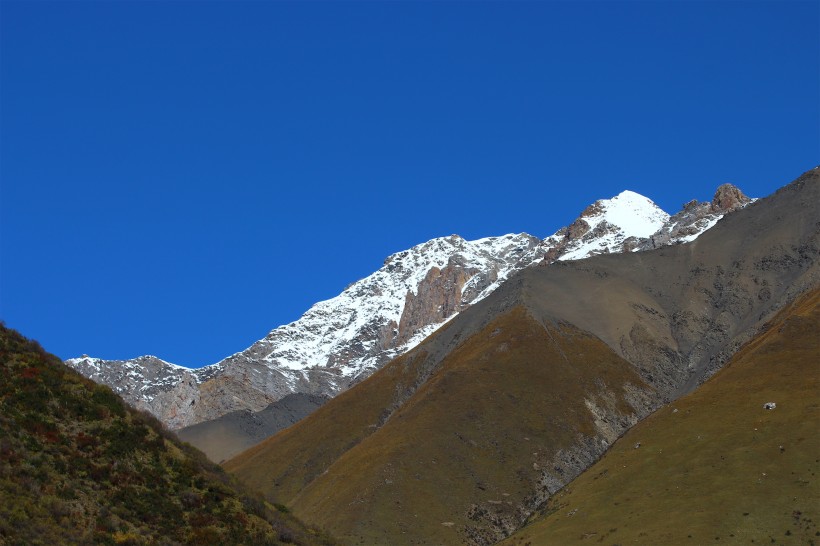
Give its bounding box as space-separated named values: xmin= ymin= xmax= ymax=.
xmin=578 ymin=188 xmax=666 ymax=218
xmin=710 ymin=181 xmax=750 ymax=195
xmin=614 ymin=189 xmax=649 ymax=199
xmin=602 ymin=189 xmax=659 ymax=205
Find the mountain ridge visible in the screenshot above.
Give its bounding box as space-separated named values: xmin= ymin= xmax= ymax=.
xmin=67 ymin=182 xmax=753 ymax=430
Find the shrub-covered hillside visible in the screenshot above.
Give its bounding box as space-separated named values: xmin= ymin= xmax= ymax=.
xmin=0 ymin=324 xmax=334 ymax=546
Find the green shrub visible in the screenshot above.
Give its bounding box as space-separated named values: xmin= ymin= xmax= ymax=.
xmin=92 ymin=385 xmax=126 ymax=418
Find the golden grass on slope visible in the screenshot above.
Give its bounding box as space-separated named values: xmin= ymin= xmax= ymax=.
xmin=230 ymin=306 xmax=654 ymax=545
xmin=223 ymin=344 xmax=431 ymax=503
xmin=504 ymin=288 xmax=820 ymax=546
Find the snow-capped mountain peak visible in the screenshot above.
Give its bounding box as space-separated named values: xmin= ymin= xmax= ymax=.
xmin=544 ymin=190 xmax=670 ymax=262
xmin=65 ymin=184 xmax=752 ymax=430
xmin=593 ymin=190 xmax=670 ymax=237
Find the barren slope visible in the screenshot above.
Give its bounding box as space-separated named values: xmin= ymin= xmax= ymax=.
xmin=176 ymin=393 xmax=328 ymax=463
xmin=503 ymin=288 xmax=820 ymax=545
xmin=228 ymin=307 xmax=655 ymax=545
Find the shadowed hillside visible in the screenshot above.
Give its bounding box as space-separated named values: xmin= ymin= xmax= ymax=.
xmin=503 ymin=288 xmax=820 ymax=545
xmin=225 ymin=168 xmax=818 ymax=545
xmin=177 ymin=393 xmax=328 ymax=463
xmin=0 ymin=324 xmax=335 ymax=546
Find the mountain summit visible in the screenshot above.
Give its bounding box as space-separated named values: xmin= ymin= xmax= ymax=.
xmin=542 ymin=189 xmax=670 ymax=261
xmin=67 ymin=183 xmax=751 ymax=430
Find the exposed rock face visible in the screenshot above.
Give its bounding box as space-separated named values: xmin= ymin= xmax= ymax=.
xmin=712 ymin=182 xmax=752 ymax=212
xmin=398 ymin=261 xmax=474 ymax=344
xmin=148 ymin=371 xmax=201 ymax=430
xmin=66 ymin=183 xmax=755 ymax=430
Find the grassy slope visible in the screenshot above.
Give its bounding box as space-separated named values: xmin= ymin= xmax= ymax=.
xmin=0 ymin=324 xmax=334 ymax=546
xmin=229 ymin=307 xmax=653 ymax=545
xmin=503 ymin=288 xmax=820 ymax=546
xmin=223 ymin=344 xmax=421 ymax=504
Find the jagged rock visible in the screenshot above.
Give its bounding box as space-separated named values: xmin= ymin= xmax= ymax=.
xmin=712 ymin=183 xmax=752 ymax=212
xmin=398 ymin=260 xmax=475 ymax=343
xmin=567 ymin=218 xmax=591 ymax=239
xmin=639 ymin=183 xmax=751 ymax=251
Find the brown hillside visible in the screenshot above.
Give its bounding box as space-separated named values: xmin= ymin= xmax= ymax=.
xmin=503 ymin=287 xmax=820 ymax=545
xmin=229 ymin=307 xmax=655 ymax=545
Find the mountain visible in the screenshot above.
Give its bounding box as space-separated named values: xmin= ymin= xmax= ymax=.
xmin=0 ymin=324 xmax=335 ymax=545
xmin=502 ymin=287 xmax=820 ymax=545
xmin=224 ymin=168 xmax=818 ymax=545
xmin=66 ymin=184 xmax=751 ymax=431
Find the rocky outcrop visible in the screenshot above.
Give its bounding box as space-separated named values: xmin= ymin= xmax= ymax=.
xmin=145 ymin=371 xmax=201 ymax=430
xmin=398 ymin=260 xmax=475 ymax=344
xmin=638 ymin=183 xmax=751 ymax=250
xmin=712 ymin=182 xmax=752 ymax=211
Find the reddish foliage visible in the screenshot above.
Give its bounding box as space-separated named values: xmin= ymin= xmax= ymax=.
xmin=75 ymin=432 xmax=98 ymax=451
xmin=20 ymin=367 xmax=41 ymax=379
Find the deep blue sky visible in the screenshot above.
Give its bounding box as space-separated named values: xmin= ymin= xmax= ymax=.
xmin=1 ymin=1 xmax=818 ymax=367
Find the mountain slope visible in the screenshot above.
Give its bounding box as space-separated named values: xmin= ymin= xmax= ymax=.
xmin=275 ymin=308 xmax=655 ymax=546
xmin=67 ymin=184 xmax=750 ymax=431
xmin=224 ymin=168 xmax=817 ymax=545
xmin=176 ymin=393 xmax=328 ymax=463
xmin=503 ymin=287 xmax=820 ymax=545
xmin=522 ymin=169 xmax=816 ymax=397
xmin=0 ymin=324 xmax=334 ymax=545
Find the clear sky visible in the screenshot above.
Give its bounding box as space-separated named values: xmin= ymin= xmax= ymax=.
xmin=1 ymin=1 xmax=818 ymax=367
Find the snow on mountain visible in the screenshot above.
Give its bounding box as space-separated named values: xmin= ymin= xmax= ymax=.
xmin=65 ymin=185 xmax=751 ymax=429
xmin=66 ymin=355 xmax=193 ymax=400
xmin=635 ymin=183 xmax=753 ymax=252
xmin=543 ymin=190 xmax=670 ymax=262
xmin=234 ymin=233 xmax=545 ymax=379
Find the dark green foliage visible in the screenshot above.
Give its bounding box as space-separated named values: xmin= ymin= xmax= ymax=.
xmin=0 ymin=324 xmax=336 ymax=546
xmin=91 ymin=383 xmax=127 ymax=417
